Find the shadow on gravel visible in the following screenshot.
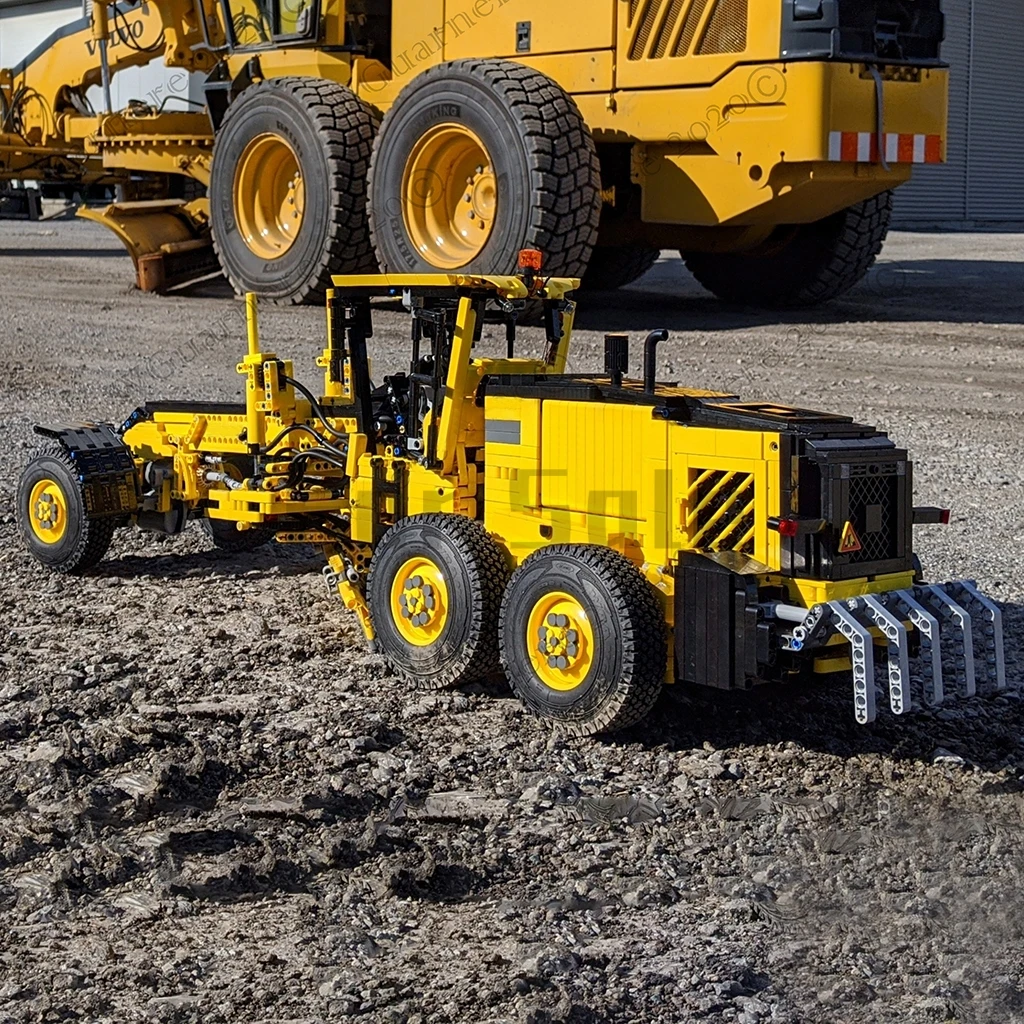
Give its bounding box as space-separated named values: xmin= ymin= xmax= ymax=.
xmin=615 ymin=601 xmax=1024 ymax=772
xmin=624 ymin=675 xmax=1024 ymax=773
xmin=579 ymin=258 xmax=1024 ymax=333
xmin=160 ymin=256 xmax=1024 ymax=328
xmin=95 ymin=545 xmax=324 ymax=581
xmin=0 ymin=247 xmax=129 ymax=260
xmin=90 ymin=548 xmax=1024 ymax=777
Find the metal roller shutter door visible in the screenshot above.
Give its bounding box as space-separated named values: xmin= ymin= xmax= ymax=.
xmin=965 ymin=0 xmax=1024 ymax=221
xmin=893 ymin=0 xmax=970 ymax=224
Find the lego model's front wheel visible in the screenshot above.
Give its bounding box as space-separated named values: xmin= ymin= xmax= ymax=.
xmin=16 ymin=448 xmax=115 ymax=575
xmin=499 ymin=546 xmax=666 ymax=736
xmin=367 ymin=514 xmax=510 ymax=690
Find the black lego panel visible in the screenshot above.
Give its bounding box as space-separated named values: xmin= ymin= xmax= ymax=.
xmin=675 ymin=553 xmax=763 ymax=691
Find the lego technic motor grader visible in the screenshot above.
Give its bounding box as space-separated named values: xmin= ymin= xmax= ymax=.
xmin=17 ymin=257 xmax=1006 ymax=735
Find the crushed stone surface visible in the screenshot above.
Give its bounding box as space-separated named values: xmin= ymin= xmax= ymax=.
xmin=0 ymin=222 xmax=1022 ymax=1024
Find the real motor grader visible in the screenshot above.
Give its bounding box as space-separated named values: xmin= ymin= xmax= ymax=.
xmin=16 ymin=257 xmax=1005 ymax=735
xmin=0 ymin=1 xmax=948 ymax=306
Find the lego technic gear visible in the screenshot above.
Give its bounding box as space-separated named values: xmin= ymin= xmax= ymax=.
xmin=16 ymin=263 xmax=1008 ymax=735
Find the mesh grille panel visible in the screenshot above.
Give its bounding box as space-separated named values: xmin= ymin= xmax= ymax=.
xmin=847 ymin=471 xmax=898 ymax=564
xmin=629 ymin=0 xmax=664 ymax=60
xmin=697 ymin=0 xmax=748 ymax=54
xmin=653 ymin=0 xmax=688 ymax=58
xmin=626 ymin=0 xmax=749 ymax=60
xmin=676 ymin=0 xmax=712 ymax=56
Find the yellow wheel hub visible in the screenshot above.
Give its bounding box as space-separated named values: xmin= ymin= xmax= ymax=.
xmin=391 ymin=556 xmax=450 ymax=647
xmin=234 ymin=133 xmax=305 ymax=260
xmin=28 ymin=478 xmax=69 ymax=545
xmin=402 ymin=123 xmax=497 ymax=269
xmin=527 ymin=591 xmax=595 ymax=692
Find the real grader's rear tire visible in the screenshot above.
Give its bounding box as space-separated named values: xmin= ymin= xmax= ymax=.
xmin=684 ymin=191 xmax=893 ymax=309
xmin=367 ymin=515 xmax=510 ymax=691
xmin=210 ymin=77 xmax=378 ymax=305
xmin=367 ymin=59 xmax=601 ymax=279
xmin=581 ymin=245 xmax=661 ymax=291
xmin=499 ymin=546 xmax=667 ymax=736
xmin=17 ymin=448 xmax=115 ymax=575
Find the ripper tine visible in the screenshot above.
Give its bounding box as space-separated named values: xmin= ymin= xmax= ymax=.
xmin=920 ymin=585 xmax=976 ymax=698
xmin=828 ymin=603 xmax=877 ymax=725
xmin=948 ymin=581 xmax=1006 ymax=692
xmin=860 ymin=595 xmax=911 ymax=716
xmin=889 ymin=590 xmax=944 ymax=706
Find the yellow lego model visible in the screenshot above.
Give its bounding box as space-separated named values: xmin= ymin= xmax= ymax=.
xmin=16 ymin=258 xmax=1005 ymax=735
xmin=2 ymin=2 xmax=947 ymax=305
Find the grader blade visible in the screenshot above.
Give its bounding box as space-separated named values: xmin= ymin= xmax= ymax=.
xmin=77 ymin=199 xmax=220 ymax=293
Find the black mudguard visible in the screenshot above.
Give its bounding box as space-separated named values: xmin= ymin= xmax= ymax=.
xmin=33 ymin=423 xmax=140 ymax=518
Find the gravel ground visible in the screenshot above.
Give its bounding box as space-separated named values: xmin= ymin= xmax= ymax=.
xmin=0 ymin=221 xmax=1022 ymax=1024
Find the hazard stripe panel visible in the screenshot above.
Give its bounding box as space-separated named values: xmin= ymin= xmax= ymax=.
xmin=827 ymin=132 xmax=943 ymax=165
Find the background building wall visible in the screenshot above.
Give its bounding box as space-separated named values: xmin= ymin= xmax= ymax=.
xmin=0 ymin=0 xmax=203 ymax=112
xmin=894 ymin=0 xmax=1024 ymax=226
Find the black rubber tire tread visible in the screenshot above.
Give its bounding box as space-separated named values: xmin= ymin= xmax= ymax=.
xmin=683 ymin=191 xmax=893 ymax=309
xmin=202 ymin=518 xmax=273 ymax=554
xmin=581 ymin=245 xmax=660 ymax=291
xmin=368 ymin=59 xmax=601 ymax=279
xmin=16 ymin=447 xmax=116 ymax=576
xmin=499 ymin=545 xmax=666 ymax=736
xmin=211 ymin=77 xmax=378 ymax=306
xmin=367 ymin=514 xmax=510 ymax=691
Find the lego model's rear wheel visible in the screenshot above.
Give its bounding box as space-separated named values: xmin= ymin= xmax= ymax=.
xmin=16 ymin=448 xmax=115 ymax=575
xmin=499 ymin=546 xmax=666 ymax=736
xmin=367 ymin=514 xmax=510 ymax=690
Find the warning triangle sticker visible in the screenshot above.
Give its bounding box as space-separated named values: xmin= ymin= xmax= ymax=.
xmin=839 ymin=521 xmax=863 ymax=554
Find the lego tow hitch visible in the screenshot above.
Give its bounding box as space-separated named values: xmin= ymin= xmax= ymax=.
xmin=15 ymin=267 xmax=1009 ymax=736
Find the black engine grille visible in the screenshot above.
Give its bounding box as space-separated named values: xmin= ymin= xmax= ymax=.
xmin=780 ymin=437 xmax=914 ymax=582
xmin=846 ymin=467 xmax=900 ymax=564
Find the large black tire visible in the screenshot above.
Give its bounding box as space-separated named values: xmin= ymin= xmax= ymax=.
xmin=210 ymin=77 xmax=378 ymax=305
xmin=17 ymin=448 xmax=116 ymax=575
xmin=499 ymin=546 xmax=666 ymax=736
xmin=367 ymin=515 xmax=510 ymax=690
xmin=684 ymin=191 xmax=893 ymax=309
xmin=368 ymin=59 xmax=601 ymax=279
xmin=581 ymin=245 xmax=660 ymax=291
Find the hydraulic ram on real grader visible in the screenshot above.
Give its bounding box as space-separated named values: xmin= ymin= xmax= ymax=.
xmin=1 ymin=1 xmax=947 ymax=306
xmin=16 ymin=259 xmax=1005 ymax=734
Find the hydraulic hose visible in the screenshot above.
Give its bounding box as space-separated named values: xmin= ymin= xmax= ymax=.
xmin=281 ymin=374 xmax=349 ymax=442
